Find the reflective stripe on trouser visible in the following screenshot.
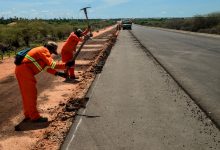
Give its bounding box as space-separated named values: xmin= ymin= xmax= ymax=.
xmin=15 ymin=65 xmax=40 ymax=120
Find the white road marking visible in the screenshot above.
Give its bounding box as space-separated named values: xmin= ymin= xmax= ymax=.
xmin=65 ymin=74 xmax=101 ymax=150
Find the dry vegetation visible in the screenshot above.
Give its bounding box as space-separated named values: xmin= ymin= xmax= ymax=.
xmin=134 ymin=12 xmax=220 ymax=34
xmin=0 ymin=18 xmax=115 ymax=59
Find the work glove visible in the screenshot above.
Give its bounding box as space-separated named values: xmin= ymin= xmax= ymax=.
xmin=55 ymin=72 xmax=68 ymax=78
xmin=89 ymin=33 xmax=93 ymax=37
xmin=84 ymin=35 xmax=90 ymax=40
xmin=65 ymin=60 xmax=75 ymax=67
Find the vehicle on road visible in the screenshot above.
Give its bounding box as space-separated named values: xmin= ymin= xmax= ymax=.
xmin=122 ymin=19 xmax=132 ymax=30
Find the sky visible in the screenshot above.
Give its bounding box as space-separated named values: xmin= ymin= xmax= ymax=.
xmin=0 ymin=0 xmax=220 ymax=19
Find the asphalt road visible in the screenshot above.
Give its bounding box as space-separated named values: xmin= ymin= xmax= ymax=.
xmin=62 ymin=30 xmax=220 ymax=150
xmin=131 ymin=25 xmax=220 ymax=126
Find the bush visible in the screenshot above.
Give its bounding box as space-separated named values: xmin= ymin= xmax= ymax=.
xmin=134 ymin=12 xmax=220 ymax=35
xmin=0 ymin=18 xmax=115 ymax=55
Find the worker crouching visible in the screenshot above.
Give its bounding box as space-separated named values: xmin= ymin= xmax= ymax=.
xmin=15 ymin=41 xmax=74 ymax=123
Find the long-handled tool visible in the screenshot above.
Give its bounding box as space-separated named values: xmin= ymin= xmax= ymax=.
xmin=70 ymin=36 xmax=89 ymax=61
xmin=80 ymin=7 xmax=93 ymax=36
xmin=65 ymin=7 xmax=92 ymax=80
xmin=64 ymin=36 xmax=90 ymax=81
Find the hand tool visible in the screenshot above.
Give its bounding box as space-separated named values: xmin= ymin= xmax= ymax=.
xmin=80 ymin=7 xmax=93 ymax=36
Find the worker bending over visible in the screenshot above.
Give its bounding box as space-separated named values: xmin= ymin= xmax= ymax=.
xmin=15 ymin=41 xmax=74 ymax=123
xmin=61 ymin=27 xmax=90 ymax=80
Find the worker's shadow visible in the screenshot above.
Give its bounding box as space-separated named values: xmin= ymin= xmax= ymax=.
xmin=14 ymin=120 xmax=51 ymax=131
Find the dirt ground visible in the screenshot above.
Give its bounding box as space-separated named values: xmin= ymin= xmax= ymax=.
xmin=0 ymin=26 xmax=119 ymax=150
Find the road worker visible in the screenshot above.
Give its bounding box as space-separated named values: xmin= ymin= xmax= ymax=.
xmin=15 ymin=41 xmax=74 ymax=123
xmin=61 ymin=27 xmax=90 ymax=80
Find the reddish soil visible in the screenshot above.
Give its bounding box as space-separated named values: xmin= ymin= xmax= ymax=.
xmin=0 ymin=26 xmax=118 ymax=150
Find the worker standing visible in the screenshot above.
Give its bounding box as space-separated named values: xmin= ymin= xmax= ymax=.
xmin=15 ymin=41 xmax=74 ymax=123
xmin=61 ymin=27 xmax=90 ymax=81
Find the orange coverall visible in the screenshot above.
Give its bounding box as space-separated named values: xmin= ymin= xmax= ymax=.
xmin=15 ymin=46 xmax=66 ymax=120
xmin=61 ymin=29 xmax=89 ymax=77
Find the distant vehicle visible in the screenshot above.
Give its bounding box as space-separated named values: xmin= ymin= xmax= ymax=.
xmin=121 ymin=19 xmax=132 ymax=30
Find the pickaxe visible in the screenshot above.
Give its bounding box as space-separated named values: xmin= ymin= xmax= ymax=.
xmin=64 ymin=7 xmax=92 ymax=81
xmin=80 ymin=7 xmax=93 ymax=36
xmin=64 ymin=36 xmax=90 ymax=81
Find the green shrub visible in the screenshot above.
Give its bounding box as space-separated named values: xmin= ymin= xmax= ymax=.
xmin=0 ymin=18 xmax=115 ymax=57
xmin=134 ymin=12 xmax=220 ymax=35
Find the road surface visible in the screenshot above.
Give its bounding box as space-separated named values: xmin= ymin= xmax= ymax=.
xmin=131 ymin=25 xmax=220 ymax=126
xmin=62 ymin=30 xmax=220 ymax=150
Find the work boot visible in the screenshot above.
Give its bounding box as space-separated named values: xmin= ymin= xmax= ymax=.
xmin=23 ymin=117 xmax=30 ymax=122
xmin=64 ymin=76 xmax=79 ymax=83
xmin=32 ymin=117 xmax=48 ymax=123
xmin=70 ymin=75 xmax=79 ymax=80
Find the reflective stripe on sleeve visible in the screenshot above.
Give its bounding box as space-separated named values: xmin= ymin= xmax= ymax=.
xmin=43 ymin=61 xmax=56 ymax=71
xmin=51 ymin=61 xmax=56 ymax=69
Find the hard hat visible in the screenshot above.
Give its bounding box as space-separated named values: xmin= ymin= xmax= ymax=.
xmin=75 ymin=29 xmax=83 ymax=37
xmin=45 ymin=41 xmax=58 ymax=55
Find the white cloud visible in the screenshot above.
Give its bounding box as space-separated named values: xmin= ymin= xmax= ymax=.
xmin=178 ymin=11 xmax=184 ymax=14
xmin=161 ymin=11 xmax=167 ymax=14
xmin=0 ymin=11 xmax=12 ymax=16
xmin=92 ymin=0 xmax=130 ymax=16
xmin=82 ymin=0 xmax=94 ymax=2
xmin=103 ymin=0 xmax=130 ymax=6
xmin=41 ymin=10 xmax=49 ymax=13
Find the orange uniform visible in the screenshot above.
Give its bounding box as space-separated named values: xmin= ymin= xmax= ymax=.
xmin=15 ymin=46 xmax=66 ymax=120
xmin=61 ymin=29 xmax=89 ymax=77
